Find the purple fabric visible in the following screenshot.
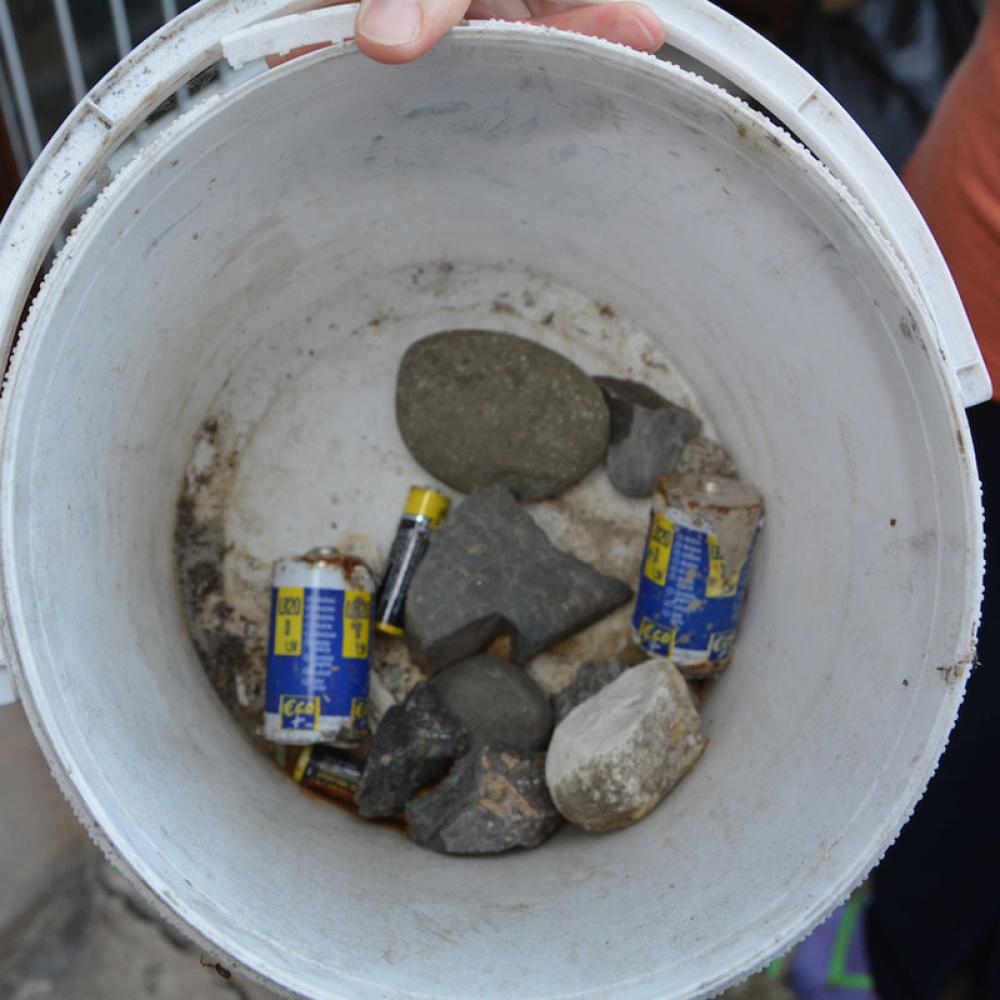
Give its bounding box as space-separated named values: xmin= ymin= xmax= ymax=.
xmin=787 ymin=898 xmax=877 ymax=1000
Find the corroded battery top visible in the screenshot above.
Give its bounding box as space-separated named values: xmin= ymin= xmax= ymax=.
xmin=655 ymin=474 xmax=764 ymax=579
xmin=285 ymin=547 xmax=376 ymax=591
xmin=301 ymin=546 xmax=346 ymax=566
xmin=658 ymin=473 xmax=763 ymax=512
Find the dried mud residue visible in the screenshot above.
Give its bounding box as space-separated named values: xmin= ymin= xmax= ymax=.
xmin=174 ymin=418 xmax=269 ymax=743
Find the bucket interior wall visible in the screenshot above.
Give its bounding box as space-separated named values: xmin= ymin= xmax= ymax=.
xmin=4 ymin=35 xmax=977 ymax=999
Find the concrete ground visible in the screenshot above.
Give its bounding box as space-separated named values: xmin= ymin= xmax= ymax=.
xmin=0 ymin=701 xmax=791 ymax=1000
xmin=0 ymin=702 xmax=273 ymax=999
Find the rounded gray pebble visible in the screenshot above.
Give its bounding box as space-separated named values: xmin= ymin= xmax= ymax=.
xmin=596 ymin=377 xmax=702 ymax=498
xmin=429 ymin=654 xmax=553 ymax=751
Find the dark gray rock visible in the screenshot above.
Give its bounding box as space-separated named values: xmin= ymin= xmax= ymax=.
xmin=675 ymin=435 xmax=738 ymax=478
xmin=355 ymin=683 xmax=468 ymax=819
xmin=396 ymin=330 xmax=610 ymax=501
xmin=546 ymin=660 xmax=705 ymax=832
xmin=406 ymin=746 xmax=561 ymax=854
xmin=405 ymin=486 xmax=632 ymax=671
xmin=596 ymin=377 xmax=702 ymax=498
xmin=429 ymin=655 xmax=553 ymax=752
xmin=552 ymin=660 xmax=628 ymax=725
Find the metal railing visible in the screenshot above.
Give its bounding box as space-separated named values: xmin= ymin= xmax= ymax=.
xmin=0 ymin=0 xmax=197 ymax=176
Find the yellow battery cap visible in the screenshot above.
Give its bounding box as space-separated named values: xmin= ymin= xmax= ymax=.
xmin=403 ymin=486 xmax=450 ymax=528
xmin=293 ymin=746 xmax=314 ymax=784
xmin=376 ymin=621 xmax=406 ymax=637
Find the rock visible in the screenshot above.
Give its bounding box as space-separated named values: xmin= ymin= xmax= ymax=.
xmin=355 ymin=683 xmax=468 ymax=818
xmin=406 ymin=747 xmax=560 ymax=854
xmin=596 ymin=377 xmax=702 ymax=498
xmin=524 ymin=607 xmax=648 ymax=696
xmin=552 ymin=660 xmax=628 ymax=725
xmin=675 ymin=435 xmax=738 ymax=478
xmin=406 ymin=486 xmax=632 ymax=671
xmin=371 ymin=635 xmax=426 ymax=709
xmin=429 ymin=655 xmax=553 ymax=751
xmin=367 ymin=670 xmax=396 ymax=731
xmin=545 ymin=660 xmax=705 ymax=832
xmin=396 ymin=330 xmax=610 ymax=501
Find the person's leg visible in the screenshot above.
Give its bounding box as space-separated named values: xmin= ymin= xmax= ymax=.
xmin=867 ymin=400 xmax=1000 ymax=999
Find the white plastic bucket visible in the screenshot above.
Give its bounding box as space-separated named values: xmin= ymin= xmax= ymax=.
xmin=0 ymin=2 xmax=987 ymax=997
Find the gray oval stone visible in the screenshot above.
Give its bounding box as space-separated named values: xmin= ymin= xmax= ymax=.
xmin=396 ymin=330 xmax=610 ymax=501
xmin=429 ymin=655 xmax=553 ymax=752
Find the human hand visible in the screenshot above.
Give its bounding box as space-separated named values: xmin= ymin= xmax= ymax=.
xmin=287 ymin=0 xmax=665 ymax=65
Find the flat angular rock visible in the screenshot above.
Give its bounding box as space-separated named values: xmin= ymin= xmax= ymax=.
xmin=596 ymin=377 xmax=701 ymax=498
xmin=405 ymin=486 xmax=632 ymax=671
xmin=675 ymin=435 xmax=738 ymax=478
xmin=396 ymin=330 xmax=610 ymax=501
xmin=552 ymin=660 xmax=628 ymax=725
xmin=356 ymin=683 xmax=468 ymax=818
xmin=545 ymin=660 xmax=705 ymax=832
xmin=430 ymin=655 xmax=553 ymax=752
xmin=406 ymin=747 xmax=560 ymax=854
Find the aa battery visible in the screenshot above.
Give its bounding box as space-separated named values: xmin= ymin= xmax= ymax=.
xmin=375 ymin=486 xmax=449 ymax=636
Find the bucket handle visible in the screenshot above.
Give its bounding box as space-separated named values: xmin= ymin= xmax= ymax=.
xmin=648 ymin=0 xmax=990 ymax=404
xmin=218 ymin=1 xmax=991 ymax=406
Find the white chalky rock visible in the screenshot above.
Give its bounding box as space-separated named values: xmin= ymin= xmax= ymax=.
xmin=545 ymin=659 xmax=705 ymax=831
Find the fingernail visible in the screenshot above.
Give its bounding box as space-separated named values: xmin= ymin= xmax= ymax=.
xmin=358 ymin=0 xmax=422 ymax=46
xmin=611 ymin=12 xmax=660 ymax=50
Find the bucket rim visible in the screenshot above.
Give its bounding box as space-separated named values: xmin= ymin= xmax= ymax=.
xmin=0 ymin=13 xmax=986 ymax=1000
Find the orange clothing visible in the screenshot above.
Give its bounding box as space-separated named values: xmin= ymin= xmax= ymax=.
xmin=904 ymin=0 xmax=1000 ymax=399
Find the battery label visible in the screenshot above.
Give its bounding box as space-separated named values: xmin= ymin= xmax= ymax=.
xmin=342 ymin=591 xmax=371 ymax=659
xmin=273 ymin=587 xmax=304 ymax=656
xmin=643 ymin=515 xmax=675 ymax=586
xmin=375 ymin=519 xmax=432 ymax=634
xmin=706 ymin=537 xmax=740 ymax=598
xmin=633 ymin=514 xmax=755 ymax=663
xmin=266 ymin=586 xmax=372 ymax=732
xmin=279 ymin=694 xmax=321 ymax=731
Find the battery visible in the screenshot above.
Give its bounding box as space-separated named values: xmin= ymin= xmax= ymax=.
xmin=632 ymin=474 xmax=764 ymax=678
xmin=375 ymin=486 xmax=450 ymax=636
xmin=264 ymin=547 xmax=375 ymax=746
xmin=292 ymin=745 xmax=363 ymax=803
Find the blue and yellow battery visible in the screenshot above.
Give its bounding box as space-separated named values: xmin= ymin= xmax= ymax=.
xmin=264 ymin=547 xmax=375 ymax=746
xmin=632 ymin=473 xmax=763 ymax=678
xmin=375 ymin=486 xmax=450 ymax=636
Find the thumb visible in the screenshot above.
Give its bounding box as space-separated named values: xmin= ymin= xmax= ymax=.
xmin=355 ymin=0 xmax=470 ymax=63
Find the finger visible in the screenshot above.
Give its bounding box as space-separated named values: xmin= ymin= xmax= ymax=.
xmin=355 ymin=0 xmax=471 ymax=64
xmin=523 ymin=2 xmax=665 ymax=51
